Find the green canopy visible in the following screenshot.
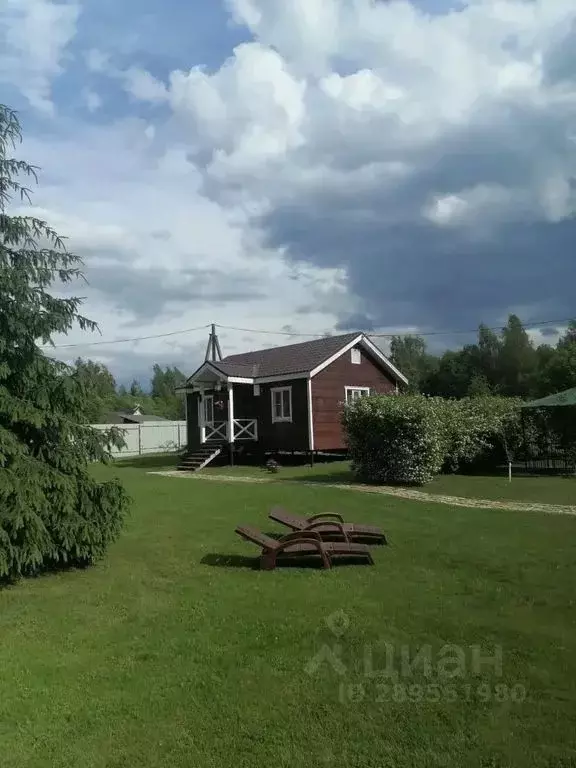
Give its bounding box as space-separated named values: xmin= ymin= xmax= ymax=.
xmin=521 ymin=387 xmax=576 ymax=409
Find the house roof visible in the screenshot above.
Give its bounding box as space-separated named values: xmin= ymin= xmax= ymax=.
xmin=181 ymin=331 xmax=408 ymax=387
xmin=212 ymin=332 xmax=362 ymax=378
xmin=125 ymin=413 xmax=168 ymax=423
xmin=104 ymin=411 xmax=168 ymax=423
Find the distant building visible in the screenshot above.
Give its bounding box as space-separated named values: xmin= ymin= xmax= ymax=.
xmin=104 ymin=405 xmax=168 ymax=425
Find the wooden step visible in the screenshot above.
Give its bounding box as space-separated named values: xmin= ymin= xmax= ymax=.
xmin=177 ymin=445 xmax=223 ymax=472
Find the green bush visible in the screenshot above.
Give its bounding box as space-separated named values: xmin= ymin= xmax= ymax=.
xmin=343 ymin=394 xmax=526 ymax=485
xmin=440 ymin=396 xmax=523 ymax=473
xmin=343 ymin=395 xmax=446 ymax=485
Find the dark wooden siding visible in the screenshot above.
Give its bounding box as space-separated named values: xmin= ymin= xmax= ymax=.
xmin=231 ymin=385 xmax=257 ymax=421
xmin=186 ymin=393 xmax=200 ymax=449
xmin=257 ymin=379 xmax=309 ymax=452
xmin=311 ymin=345 xmax=396 ymax=450
xmin=187 ymin=384 xmax=292 ymax=449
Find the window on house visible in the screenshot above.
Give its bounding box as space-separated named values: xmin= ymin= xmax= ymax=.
xmin=271 ymin=386 xmax=292 ymax=422
xmin=345 ymin=386 xmax=371 ymax=404
xmin=253 ymin=384 xmax=260 ymax=396
xmin=351 ymin=348 xmax=361 ymax=364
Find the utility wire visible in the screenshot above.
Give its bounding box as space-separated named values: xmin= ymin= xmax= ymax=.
xmin=372 ymin=318 xmax=570 ymax=338
xmin=217 ymin=318 xmax=572 ymax=339
xmin=44 ymin=317 xmax=572 ymax=350
xmin=44 ymin=324 xmax=211 ymax=349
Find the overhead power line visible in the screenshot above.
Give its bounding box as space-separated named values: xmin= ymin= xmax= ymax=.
xmin=43 ymin=316 xmax=572 ymax=350
xmin=217 ymin=318 xmax=573 ymax=339
xmin=44 ymin=324 xmax=211 ymax=349
xmin=373 ymin=318 xmax=570 ymax=338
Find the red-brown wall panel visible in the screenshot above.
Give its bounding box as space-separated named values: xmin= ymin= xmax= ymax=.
xmin=311 ymin=346 xmax=396 ymax=450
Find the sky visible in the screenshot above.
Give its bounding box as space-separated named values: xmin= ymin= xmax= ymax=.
xmin=1 ymin=0 xmax=575 ymax=384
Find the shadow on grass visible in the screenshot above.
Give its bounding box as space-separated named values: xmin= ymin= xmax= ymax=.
xmin=201 ymin=553 xmax=374 ymax=569
xmin=114 ymin=453 xmax=180 ymax=469
xmin=284 ymin=471 xmax=355 ymax=485
xmin=1 ymin=560 xmax=92 ymax=591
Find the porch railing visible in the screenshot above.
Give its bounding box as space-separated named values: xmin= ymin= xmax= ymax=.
xmin=203 ymin=421 xmax=227 ymax=442
xmin=201 ymin=419 xmax=258 ymax=443
xmin=233 ymin=419 xmax=258 ymax=441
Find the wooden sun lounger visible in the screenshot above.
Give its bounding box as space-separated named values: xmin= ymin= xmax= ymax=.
xmin=235 ymin=526 xmax=374 ymax=570
xmin=269 ymin=507 xmax=387 ymax=545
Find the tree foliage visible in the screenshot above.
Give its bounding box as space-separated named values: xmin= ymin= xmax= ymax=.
xmin=150 ymin=364 xmax=186 ymax=419
xmin=72 ymin=358 xmax=117 ymax=422
xmin=389 ymin=335 xmax=438 ymax=394
xmin=65 ymin=362 xmax=187 ymax=422
xmin=404 ymin=315 xmax=576 ymax=399
xmin=0 ymin=105 xmax=130 ymax=581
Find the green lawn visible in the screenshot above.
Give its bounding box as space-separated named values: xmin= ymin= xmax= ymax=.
xmin=200 ymin=460 xmax=576 ymax=506
xmin=2 ymin=464 xmax=575 ymax=767
xmin=422 ymin=472 xmax=576 ymax=505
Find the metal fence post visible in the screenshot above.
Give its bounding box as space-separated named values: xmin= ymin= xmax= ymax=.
xmin=138 ymin=423 xmax=142 ymax=456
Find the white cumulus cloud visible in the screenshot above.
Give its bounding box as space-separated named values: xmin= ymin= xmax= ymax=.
xmin=0 ymin=0 xmax=79 ymax=114
xmin=3 ymin=0 xmax=576 ymax=376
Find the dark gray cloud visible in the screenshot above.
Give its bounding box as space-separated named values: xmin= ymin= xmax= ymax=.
xmin=82 ymin=261 xmax=266 ymax=323
xmin=335 ymin=313 xmax=375 ymax=332
xmin=256 ymin=93 xmax=576 ymax=337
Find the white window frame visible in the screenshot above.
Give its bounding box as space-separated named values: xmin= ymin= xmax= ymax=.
xmin=271 ymin=386 xmax=292 ymax=423
xmin=351 ymin=348 xmax=361 ymax=365
xmin=345 ymin=386 xmax=371 ymax=405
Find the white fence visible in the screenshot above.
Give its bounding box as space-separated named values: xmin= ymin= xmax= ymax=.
xmin=92 ymin=421 xmax=187 ymax=457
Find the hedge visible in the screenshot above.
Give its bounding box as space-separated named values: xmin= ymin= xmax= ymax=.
xmin=343 ymin=394 xmax=526 ymax=486
xmin=342 ymin=395 xmax=446 ymax=485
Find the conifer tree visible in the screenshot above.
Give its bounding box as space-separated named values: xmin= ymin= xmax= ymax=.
xmin=0 ymin=105 xmax=129 ymax=581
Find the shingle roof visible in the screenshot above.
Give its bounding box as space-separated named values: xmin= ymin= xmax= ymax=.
xmin=213 ymin=332 xmax=361 ymax=378
xmin=105 ymin=411 xmax=168 ymax=423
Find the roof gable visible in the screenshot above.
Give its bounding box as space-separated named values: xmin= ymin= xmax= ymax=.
xmin=309 ymin=334 xmax=408 ymax=385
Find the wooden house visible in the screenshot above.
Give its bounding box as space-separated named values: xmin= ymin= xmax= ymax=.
xmin=177 ymin=331 xmax=408 ymax=470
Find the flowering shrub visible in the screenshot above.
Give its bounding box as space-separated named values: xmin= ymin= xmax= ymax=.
xmin=343 ymin=395 xmax=446 ymax=485
xmin=343 ymin=394 xmax=526 ymax=485
xmin=439 ymin=396 xmax=523 ymax=472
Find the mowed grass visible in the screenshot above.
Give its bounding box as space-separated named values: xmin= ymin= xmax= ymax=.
xmin=2 ymin=465 xmax=576 ymax=767
xmin=421 ymin=472 xmax=576 ymax=505
xmin=200 ymin=459 xmax=576 ymax=506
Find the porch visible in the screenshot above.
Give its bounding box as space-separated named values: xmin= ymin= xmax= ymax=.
xmin=192 ymin=373 xmax=259 ymax=447
xmin=201 ymin=418 xmax=258 ymax=444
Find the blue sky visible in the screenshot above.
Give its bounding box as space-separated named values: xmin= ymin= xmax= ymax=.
xmin=1 ymin=0 xmax=576 ymax=381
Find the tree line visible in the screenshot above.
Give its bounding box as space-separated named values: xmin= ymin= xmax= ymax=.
xmin=389 ymin=315 xmax=576 ymax=399
xmin=73 ymin=360 xmax=187 ymax=422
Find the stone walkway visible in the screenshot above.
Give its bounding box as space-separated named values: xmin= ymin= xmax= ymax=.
xmin=150 ymin=470 xmax=576 ymax=517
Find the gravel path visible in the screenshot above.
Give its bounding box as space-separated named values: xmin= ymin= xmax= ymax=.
xmin=150 ymin=470 xmax=576 ymax=517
